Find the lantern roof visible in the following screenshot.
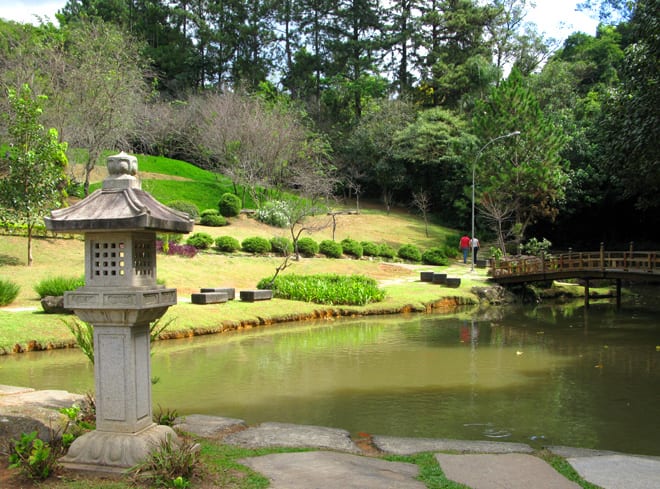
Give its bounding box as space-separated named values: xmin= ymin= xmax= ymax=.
xmin=44 ymin=152 xmax=194 ymax=234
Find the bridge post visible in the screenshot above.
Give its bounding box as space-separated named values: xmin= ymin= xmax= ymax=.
xmin=600 ymin=242 xmax=605 ymax=271
xmin=584 ymin=279 xmax=590 ymax=309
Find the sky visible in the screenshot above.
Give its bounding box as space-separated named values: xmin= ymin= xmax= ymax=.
xmin=0 ymin=0 xmax=600 ymax=42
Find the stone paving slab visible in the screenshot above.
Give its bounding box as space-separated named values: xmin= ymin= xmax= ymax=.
xmin=373 ymin=435 xmax=534 ymax=455
xmin=238 ymin=451 xmax=425 ymax=489
xmin=173 ymin=414 xmax=246 ymax=438
xmin=567 ymin=454 xmax=660 ymax=489
xmin=435 ymin=453 xmax=582 ymax=489
xmin=223 ymin=421 xmax=361 ymax=453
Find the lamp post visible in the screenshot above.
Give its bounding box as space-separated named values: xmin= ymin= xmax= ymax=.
xmin=471 ymin=131 xmax=521 ymax=271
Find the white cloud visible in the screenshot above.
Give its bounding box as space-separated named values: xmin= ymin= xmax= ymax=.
xmin=526 ymin=0 xmax=598 ymax=39
xmin=0 ymin=1 xmax=63 ymax=25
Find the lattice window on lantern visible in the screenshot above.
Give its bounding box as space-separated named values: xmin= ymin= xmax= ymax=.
xmin=92 ymin=240 xmax=126 ymax=278
xmin=133 ymin=239 xmax=153 ymax=277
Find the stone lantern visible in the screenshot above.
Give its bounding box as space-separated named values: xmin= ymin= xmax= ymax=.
xmin=44 ymin=152 xmax=193 ymax=472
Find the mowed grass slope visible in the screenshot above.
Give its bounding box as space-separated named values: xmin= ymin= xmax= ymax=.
xmin=0 ymin=155 xmax=482 ymax=353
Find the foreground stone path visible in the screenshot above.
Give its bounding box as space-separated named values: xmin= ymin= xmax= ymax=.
xmin=3 ymin=387 xmax=660 ymax=489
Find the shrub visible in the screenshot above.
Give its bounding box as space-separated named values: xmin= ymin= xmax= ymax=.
xmin=442 ymin=244 xmax=460 ymax=259
xmin=200 ymin=209 xmax=219 ymax=217
xmin=258 ymin=273 xmax=385 ymax=306
xmin=422 ymin=247 xmax=449 ymax=266
xmin=34 ymin=276 xmax=84 ymax=298
xmin=214 ymin=236 xmax=241 ymax=253
xmin=186 ymin=232 xmax=214 ymax=250
xmin=319 ymin=240 xmax=343 ymax=258
xmin=218 ymin=192 xmax=242 ymax=217
xmin=200 ymin=214 xmax=227 ymax=227
xmin=378 ymin=243 xmax=397 ymax=259
xmin=270 ymin=236 xmax=293 ymax=255
xmin=398 ymin=244 xmax=422 ymax=262
xmin=9 ymin=431 xmax=64 ymax=481
xmin=341 ymin=238 xmax=363 ymax=258
xmin=167 ymin=200 xmax=200 ymax=222
xmin=255 ymin=200 xmax=290 ymax=228
xmin=0 ymin=279 xmax=20 ymax=306
xmin=296 ymin=237 xmax=319 ymax=257
xmin=361 ymin=241 xmax=380 ymax=257
xmin=241 ymin=236 xmax=272 ymax=254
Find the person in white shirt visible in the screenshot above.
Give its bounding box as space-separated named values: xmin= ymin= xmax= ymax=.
xmin=470 ymin=237 xmax=480 ymax=262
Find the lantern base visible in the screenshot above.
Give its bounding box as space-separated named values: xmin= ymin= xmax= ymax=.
xmin=60 ymin=423 xmax=178 ymax=474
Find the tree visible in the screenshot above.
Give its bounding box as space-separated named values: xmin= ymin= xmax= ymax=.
xmin=473 ymin=69 xmax=569 ymax=243
xmin=0 ymin=84 xmax=68 ymax=266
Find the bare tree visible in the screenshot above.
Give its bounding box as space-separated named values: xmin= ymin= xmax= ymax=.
xmin=479 ymin=192 xmax=517 ymax=256
xmin=412 ymin=189 xmax=432 ymax=237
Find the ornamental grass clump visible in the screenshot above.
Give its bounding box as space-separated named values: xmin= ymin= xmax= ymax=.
xmin=34 ymin=276 xmax=84 ymax=298
xmin=0 ymin=279 xmax=20 ymax=306
xmin=258 ymin=273 xmax=385 ymax=306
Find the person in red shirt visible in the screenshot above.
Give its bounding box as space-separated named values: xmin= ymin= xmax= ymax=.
xmin=459 ymin=234 xmax=470 ymax=264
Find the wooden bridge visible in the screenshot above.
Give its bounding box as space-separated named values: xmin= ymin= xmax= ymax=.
xmin=488 ymin=246 xmax=660 ymax=307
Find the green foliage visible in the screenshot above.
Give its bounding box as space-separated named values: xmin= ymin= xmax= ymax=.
xmin=241 ymin=236 xmax=272 ymax=254
xmin=167 ymin=200 xmax=200 ymax=222
xmin=200 ymin=209 xmax=219 ymax=217
xmin=340 ymin=238 xmax=363 ymax=258
xmin=130 ymin=435 xmax=200 ymax=489
xmin=0 ymin=278 xmax=20 ymax=306
xmin=522 ymin=237 xmax=552 ymax=256
xmin=34 ymin=275 xmax=84 ymax=298
xmin=378 ymin=243 xmax=397 ymax=259
xmin=0 ymin=84 xmax=68 ymax=266
xmin=422 ymin=247 xmax=449 ymax=266
xmin=255 ymin=200 xmax=291 ymax=228
xmin=64 ymin=318 xmax=95 ymax=364
xmin=218 ymin=192 xmax=242 ymax=217
xmin=360 ymin=241 xmax=380 ymax=257
xmin=186 ymin=232 xmax=214 ymax=250
xmin=270 ymin=236 xmax=293 ymax=255
xmin=259 ymin=273 xmax=385 ymax=305
xmin=154 ymin=405 xmax=179 ymax=427
xmin=214 ymin=236 xmax=241 ymax=253
xmin=319 ymin=240 xmax=343 ymax=258
xmin=397 ymin=244 xmax=422 ymax=262
xmin=296 ymin=237 xmax=319 ymax=257
xmin=8 ymin=431 xmax=62 ymax=481
xmin=200 ymin=214 xmax=228 ymax=227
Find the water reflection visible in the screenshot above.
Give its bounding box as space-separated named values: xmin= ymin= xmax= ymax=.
xmin=1 ymin=292 xmax=659 ymax=456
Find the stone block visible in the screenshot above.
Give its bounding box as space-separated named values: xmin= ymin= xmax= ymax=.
xmin=432 ymin=273 xmax=447 ymax=284
xmin=240 ymin=289 xmax=273 ymax=302
xmin=420 ymin=271 xmax=435 ymax=282
xmin=200 ymin=287 xmax=235 ymax=300
xmin=445 ymin=278 xmax=461 ymax=288
xmin=476 ymin=259 xmax=488 ymax=268
xmin=191 ymin=292 xmax=228 ymax=304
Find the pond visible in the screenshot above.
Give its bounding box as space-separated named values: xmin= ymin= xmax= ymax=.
xmin=1 ymin=286 xmax=659 ymax=456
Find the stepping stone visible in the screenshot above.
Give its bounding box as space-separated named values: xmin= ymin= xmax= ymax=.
xmin=240 ymin=289 xmax=273 ymax=302
xmin=432 ymin=273 xmax=447 ymax=284
xmin=200 ymin=287 xmax=235 ymax=300
xmin=445 ymin=277 xmax=461 ymax=288
xmin=191 ymin=292 xmax=228 ymax=304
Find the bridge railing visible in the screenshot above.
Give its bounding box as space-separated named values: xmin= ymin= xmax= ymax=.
xmin=489 ymin=251 xmax=659 ymax=278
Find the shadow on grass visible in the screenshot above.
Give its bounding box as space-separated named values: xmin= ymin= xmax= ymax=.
xmin=0 ymin=254 xmax=21 ymax=266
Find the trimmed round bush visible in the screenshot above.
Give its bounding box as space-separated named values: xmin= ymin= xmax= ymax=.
xmin=0 ymin=279 xmax=20 ymax=306
xmin=167 ymin=200 xmax=200 ymax=222
xmin=319 ymin=240 xmax=343 ymax=258
xmin=341 ymin=238 xmax=363 ymax=258
xmin=422 ymin=247 xmax=449 ymax=266
xmin=296 ymin=237 xmax=319 ymax=257
xmin=378 ymin=243 xmax=397 ymax=259
xmin=241 ymin=236 xmax=272 ymax=254
xmin=218 ymin=193 xmax=242 ymax=217
xmin=215 ymin=235 xmax=241 ymax=252
xmin=442 ymin=244 xmax=460 ymax=259
xmin=200 ymin=214 xmax=228 ymax=226
xmin=200 ymin=208 xmax=219 ymax=217
xmin=255 ymin=200 xmax=290 ymax=228
xmin=361 ymin=241 xmax=380 ymax=257
xmin=270 ymin=236 xmax=293 ymax=255
xmin=186 ymin=232 xmax=214 ymax=250
xmin=398 ymin=244 xmax=422 ymax=262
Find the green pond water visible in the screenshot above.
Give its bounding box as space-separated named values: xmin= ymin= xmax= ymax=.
xmin=1 ymin=287 xmax=659 ymax=456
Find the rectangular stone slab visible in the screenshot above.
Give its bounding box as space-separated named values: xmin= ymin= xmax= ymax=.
xmin=200 ymin=287 xmax=235 ymax=300
xmin=191 ymin=292 xmax=228 ymax=304
xmin=240 ymin=289 xmax=273 ymax=302
xmin=432 ymin=273 xmax=447 ymax=284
